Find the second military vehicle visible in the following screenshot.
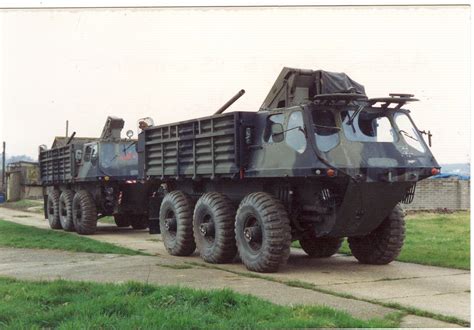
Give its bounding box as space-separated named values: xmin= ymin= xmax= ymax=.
xmin=139 ymin=68 xmax=439 ymax=273
xmin=39 ymin=116 xmax=148 ymax=234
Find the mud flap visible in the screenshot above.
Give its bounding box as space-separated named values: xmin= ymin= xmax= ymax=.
xmin=148 ymin=195 xmax=161 ymax=234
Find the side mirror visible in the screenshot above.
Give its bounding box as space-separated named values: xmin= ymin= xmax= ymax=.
xmin=419 ymin=130 xmax=433 ymax=147
xmin=126 ymin=130 xmax=134 ymax=139
xmin=271 ymin=123 xmax=284 ymax=143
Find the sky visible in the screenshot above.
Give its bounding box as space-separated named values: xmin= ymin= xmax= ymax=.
xmin=0 ymin=5 xmax=470 ymax=164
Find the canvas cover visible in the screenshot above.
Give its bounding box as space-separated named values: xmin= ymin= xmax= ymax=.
xmin=260 ymin=67 xmax=366 ymax=110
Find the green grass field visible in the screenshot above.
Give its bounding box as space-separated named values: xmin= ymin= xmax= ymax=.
xmin=1 ymin=199 xmax=44 ymax=214
xmin=294 ymin=211 xmax=470 ymax=270
xmin=0 ymin=219 xmax=143 ymax=256
xmin=0 ymin=278 xmax=400 ymax=328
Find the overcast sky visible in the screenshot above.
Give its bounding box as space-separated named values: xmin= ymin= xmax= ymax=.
xmin=0 ymin=5 xmax=470 ymax=164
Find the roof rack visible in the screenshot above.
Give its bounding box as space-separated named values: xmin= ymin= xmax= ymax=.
xmin=368 ymin=94 xmax=418 ymax=109
xmin=312 ymin=93 xmax=368 ymax=105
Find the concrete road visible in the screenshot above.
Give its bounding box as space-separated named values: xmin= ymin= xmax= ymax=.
xmin=0 ymin=207 xmax=469 ymax=327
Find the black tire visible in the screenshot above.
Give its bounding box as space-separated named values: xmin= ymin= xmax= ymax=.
xmin=59 ymin=190 xmax=75 ymax=232
xmin=72 ymin=190 xmax=97 ymax=235
xmin=348 ymin=204 xmax=405 ymax=265
xmin=114 ymin=214 xmax=130 ymax=228
xmin=159 ymin=191 xmax=196 ymax=256
xmin=47 ymin=190 xmax=62 ymax=229
xmin=130 ymin=215 xmax=149 ymax=230
xmin=235 ymin=192 xmax=291 ymax=273
xmin=193 ymin=192 xmax=237 ymax=264
xmin=299 ymin=236 xmax=343 ymax=258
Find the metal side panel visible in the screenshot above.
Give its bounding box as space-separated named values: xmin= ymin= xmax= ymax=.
xmin=144 ymin=112 xmax=244 ymax=179
xmin=39 ymin=144 xmax=76 ymax=185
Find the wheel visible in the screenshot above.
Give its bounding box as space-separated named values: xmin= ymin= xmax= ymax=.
xmin=348 ymin=204 xmax=405 ymax=265
xmin=72 ymin=190 xmax=98 ymax=235
xmin=193 ymin=192 xmax=237 ymax=264
xmin=159 ymin=191 xmax=196 ymax=256
xmin=59 ymin=190 xmax=75 ymax=232
xmin=47 ymin=190 xmax=62 ymax=229
xmin=130 ymin=215 xmax=149 ymax=230
xmin=235 ymin=192 xmax=291 ymax=273
xmin=299 ymin=236 xmax=343 ymax=258
xmin=114 ymin=214 xmax=130 ymax=227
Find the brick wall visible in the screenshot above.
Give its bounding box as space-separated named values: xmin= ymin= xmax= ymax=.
xmin=403 ymin=178 xmax=470 ymax=211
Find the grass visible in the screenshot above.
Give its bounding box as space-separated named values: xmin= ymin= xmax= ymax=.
xmin=0 ymin=277 xmax=400 ymax=328
xmin=99 ymin=216 xmax=115 ymax=224
xmin=1 ymin=199 xmax=43 ymax=214
xmin=0 ymin=219 xmax=144 ymax=256
xmin=185 ymin=261 xmax=469 ymax=327
xmin=293 ymin=211 xmax=470 ymax=270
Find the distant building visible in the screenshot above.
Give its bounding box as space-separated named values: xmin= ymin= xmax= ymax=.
xmin=6 ymin=161 xmax=42 ymax=201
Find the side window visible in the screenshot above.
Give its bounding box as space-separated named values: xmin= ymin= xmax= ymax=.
xmin=313 ymin=109 xmax=340 ymax=152
xmin=83 ymin=144 xmax=98 ymax=163
xmin=393 ymin=112 xmax=425 ymax=152
xmin=341 ymin=111 xmax=396 ymax=143
xmin=285 ymin=111 xmax=307 ymax=154
xmin=84 ymin=145 xmax=92 ymax=162
xmin=264 ymin=114 xmax=285 ymax=143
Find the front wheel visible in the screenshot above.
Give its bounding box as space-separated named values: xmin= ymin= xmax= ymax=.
xmin=72 ymin=190 xmax=97 ymax=235
xmin=348 ymin=204 xmax=405 ymax=265
xmin=235 ymin=192 xmax=291 ymax=273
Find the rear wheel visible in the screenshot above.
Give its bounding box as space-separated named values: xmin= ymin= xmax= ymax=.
xmin=47 ymin=190 xmax=62 ymax=229
xmin=235 ymin=192 xmax=291 ymax=273
xmin=59 ymin=190 xmax=75 ymax=232
xmin=348 ymin=204 xmax=405 ymax=265
xmin=114 ymin=214 xmax=130 ymax=228
xmin=299 ymin=236 xmax=343 ymax=258
xmin=159 ymin=191 xmax=196 ymax=256
xmin=72 ymin=190 xmax=97 ymax=235
xmin=193 ymin=192 xmax=237 ymax=264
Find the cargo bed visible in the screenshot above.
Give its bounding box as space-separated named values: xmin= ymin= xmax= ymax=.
xmin=138 ymin=112 xmax=255 ymax=180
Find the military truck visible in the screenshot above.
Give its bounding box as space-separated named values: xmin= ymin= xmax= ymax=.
xmin=138 ymin=67 xmax=440 ymax=273
xmin=39 ymin=116 xmax=148 ymax=234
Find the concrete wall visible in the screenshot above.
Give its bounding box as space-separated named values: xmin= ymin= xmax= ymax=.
xmin=403 ymin=178 xmax=470 ymax=211
xmin=6 ymin=171 xmax=21 ymax=201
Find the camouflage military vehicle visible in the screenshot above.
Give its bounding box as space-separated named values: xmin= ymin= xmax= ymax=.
xmin=138 ymin=67 xmax=440 ymax=273
xmin=39 ymin=116 xmax=148 ymax=235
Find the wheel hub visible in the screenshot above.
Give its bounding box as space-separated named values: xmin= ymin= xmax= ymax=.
xmin=243 ymin=226 xmax=262 ymax=243
xmin=164 ymin=217 xmax=177 ymax=231
xmin=199 ymin=222 xmax=215 ymax=237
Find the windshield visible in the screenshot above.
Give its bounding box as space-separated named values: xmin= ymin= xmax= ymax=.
xmin=99 ymin=142 xmax=138 ymax=177
xmin=310 ymin=105 xmax=436 ymax=168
